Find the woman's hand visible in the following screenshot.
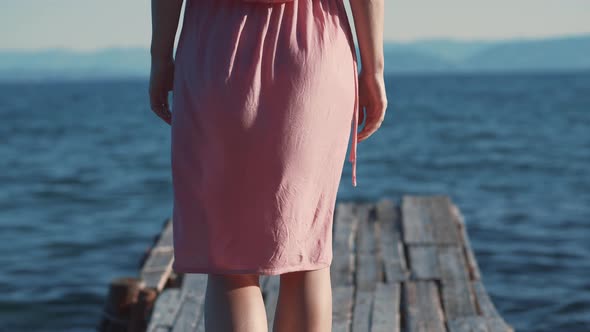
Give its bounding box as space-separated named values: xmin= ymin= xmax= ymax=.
xmin=357 ymin=70 xmax=387 ymax=141
xmin=149 ymin=58 xmax=174 ymax=125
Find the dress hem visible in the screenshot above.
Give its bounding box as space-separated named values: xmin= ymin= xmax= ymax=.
xmin=173 ymin=260 xmax=332 ymax=276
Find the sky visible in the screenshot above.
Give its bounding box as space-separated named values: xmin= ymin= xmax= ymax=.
xmin=1 ymin=0 xmax=589 ymax=50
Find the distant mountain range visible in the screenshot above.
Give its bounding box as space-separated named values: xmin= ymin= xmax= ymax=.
xmin=382 ymin=34 xmax=590 ymax=73
xmin=1 ymin=34 xmax=589 ymax=81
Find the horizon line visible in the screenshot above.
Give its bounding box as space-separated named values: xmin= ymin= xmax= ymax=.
xmin=1 ymin=31 xmax=588 ymax=53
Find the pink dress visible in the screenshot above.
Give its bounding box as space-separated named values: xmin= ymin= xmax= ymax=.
xmin=170 ymin=0 xmax=359 ymax=275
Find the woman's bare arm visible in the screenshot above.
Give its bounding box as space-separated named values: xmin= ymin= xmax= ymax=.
xmin=349 ymin=0 xmax=385 ymax=74
xmin=150 ymin=0 xmax=184 ymax=61
xmin=148 ymin=0 xmax=183 ymax=125
xmin=348 ymin=0 xmax=387 ymax=141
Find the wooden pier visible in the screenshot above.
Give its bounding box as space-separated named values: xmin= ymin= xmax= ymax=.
xmin=99 ymin=195 xmax=513 ymax=332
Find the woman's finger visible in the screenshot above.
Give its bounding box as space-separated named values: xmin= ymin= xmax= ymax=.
xmin=160 ymin=93 xmax=172 ymax=125
xmin=358 ymin=101 xmax=386 ymax=141
xmin=358 ymin=117 xmax=378 ymax=141
xmin=150 ymin=90 xmax=172 ymax=125
xmin=152 ymin=103 xmax=172 ymax=125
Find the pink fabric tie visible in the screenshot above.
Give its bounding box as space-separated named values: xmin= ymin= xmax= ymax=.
xmin=349 ymin=59 xmax=358 ymax=187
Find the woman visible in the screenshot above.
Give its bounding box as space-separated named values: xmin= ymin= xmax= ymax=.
xmin=149 ymin=0 xmax=386 ymax=330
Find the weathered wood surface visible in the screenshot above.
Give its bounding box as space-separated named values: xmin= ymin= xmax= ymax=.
xmin=261 ymin=274 xmax=281 ymax=331
xmin=140 ymin=218 xmax=175 ymax=292
xmin=113 ymin=195 xmax=513 ymax=332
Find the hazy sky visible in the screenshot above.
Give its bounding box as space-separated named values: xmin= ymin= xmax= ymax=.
xmin=1 ymin=0 xmax=589 ymax=50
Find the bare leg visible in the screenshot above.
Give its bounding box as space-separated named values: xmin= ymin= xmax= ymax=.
xmin=273 ymin=266 xmax=332 ymax=332
xmin=204 ymin=273 xmax=268 ymax=332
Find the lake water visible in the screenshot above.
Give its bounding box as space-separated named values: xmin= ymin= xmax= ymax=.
xmin=0 ymin=72 xmax=588 ymax=331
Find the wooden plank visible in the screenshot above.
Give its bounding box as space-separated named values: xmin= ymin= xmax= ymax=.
xmin=140 ymin=219 xmax=175 ymax=291
xmin=430 ymin=195 xmax=462 ymax=244
xmin=142 ymin=249 xmax=175 ymax=272
xmin=259 ymin=271 xmax=273 ymax=331
xmin=259 ymin=275 xmax=271 ymax=290
xmin=142 ymin=269 xmax=173 ymax=292
xmin=262 ymin=275 xmax=280 ymax=331
xmin=151 ymin=327 xmax=170 ymax=332
xmin=438 ymin=246 xmax=478 ymax=319
xmin=352 ymin=203 xmax=378 ymax=331
xmin=448 ymin=316 xmax=490 ymax=332
xmin=490 ymin=318 xmax=514 ymax=332
xmin=356 ymin=203 xmax=381 ymax=291
xmin=401 ymin=195 xmax=460 ymax=244
xmin=351 ymin=291 xmax=373 ymax=332
xmin=155 ymin=218 xmax=174 ymax=247
xmin=331 ymin=201 xmax=359 ymax=287
xmin=408 ymin=245 xmax=440 ymax=280
xmin=403 ymin=281 xmax=445 ymax=332
xmin=471 ymin=281 xmax=498 ymax=317
xmin=401 ymin=195 xmax=436 ymax=244
xmin=180 ymin=274 xmax=208 ymax=298
xmin=370 ymin=282 xmax=400 ymax=332
xmin=171 ymin=274 xmax=207 ymax=332
xmin=147 ymin=288 xmax=182 ymax=332
xmin=485 ymin=318 xmax=514 ymax=332
xmin=451 ymin=203 xmax=482 ymax=281
xmin=375 ymin=198 xmax=408 ymax=282
xmin=171 ymin=294 xmax=202 ymax=332
xmin=194 ymin=313 xmax=205 ymax=332
xmin=332 ymin=285 xmax=354 ymax=332
xmin=472 ymin=281 xmax=514 ymax=332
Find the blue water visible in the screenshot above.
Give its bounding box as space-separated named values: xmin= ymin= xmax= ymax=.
xmin=0 ymin=72 xmax=589 ymax=331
